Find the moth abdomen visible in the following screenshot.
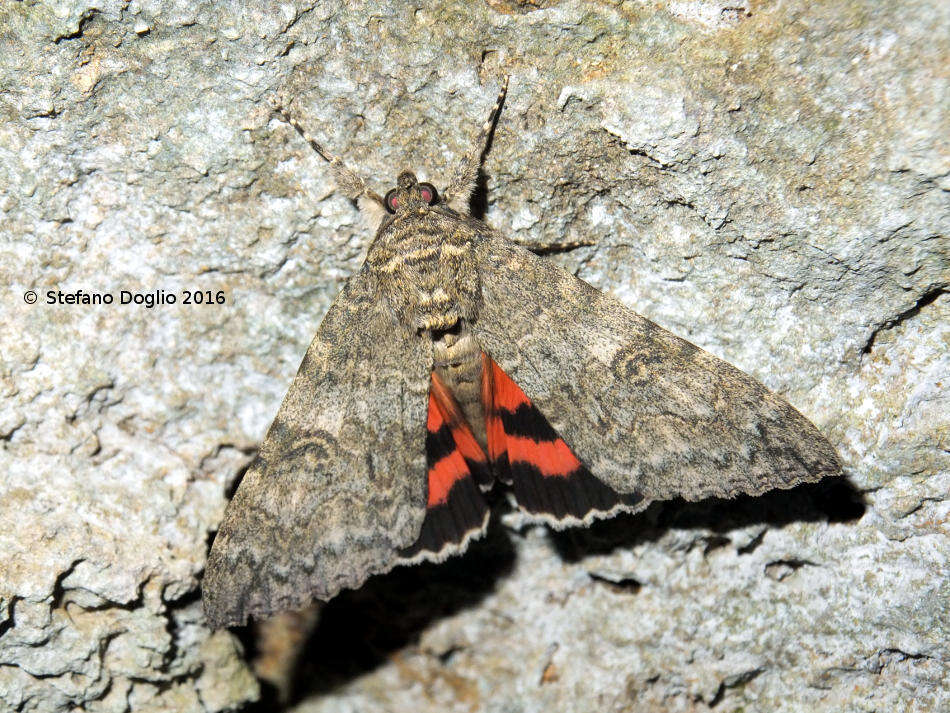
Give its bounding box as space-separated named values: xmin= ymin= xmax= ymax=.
xmin=432 ymin=323 xmax=487 ymax=451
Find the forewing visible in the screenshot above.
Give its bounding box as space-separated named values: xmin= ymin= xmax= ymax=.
xmin=471 ymin=234 xmax=841 ymax=503
xmin=203 ymin=267 xmax=432 ymax=628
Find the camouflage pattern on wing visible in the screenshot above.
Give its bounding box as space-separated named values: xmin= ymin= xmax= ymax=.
xmin=203 ymin=267 xmax=431 ymax=628
xmin=470 ymin=233 xmax=841 ymax=503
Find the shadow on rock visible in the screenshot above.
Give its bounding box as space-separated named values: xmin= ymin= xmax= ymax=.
xmin=264 ymin=506 xmax=516 ymax=706
xmin=549 ymin=475 xmax=866 ymax=562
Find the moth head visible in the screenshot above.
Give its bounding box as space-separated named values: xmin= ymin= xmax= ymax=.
xmin=384 ymin=171 xmax=439 ymax=214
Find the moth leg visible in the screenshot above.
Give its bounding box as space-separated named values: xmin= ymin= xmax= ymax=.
xmin=269 ymin=97 xmax=387 ymax=222
xmin=443 ymin=75 xmax=509 ymax=213
xmin=251 ymin=606 xmax=319 ymax=704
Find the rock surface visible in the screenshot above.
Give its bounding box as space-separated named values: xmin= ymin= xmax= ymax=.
xmin=1 ymin=1 xmax=946 ymax=712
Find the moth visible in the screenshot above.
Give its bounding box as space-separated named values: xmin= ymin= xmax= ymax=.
xmin=203 ymin=78 xmax=840 ymax=628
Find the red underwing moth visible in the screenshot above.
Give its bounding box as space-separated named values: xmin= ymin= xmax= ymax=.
xmin=202 ymin=78 xmax=841 ymax=628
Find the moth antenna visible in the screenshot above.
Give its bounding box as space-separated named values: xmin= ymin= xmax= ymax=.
xmin=443 ymin=75 xmax=509 ymax=213
xmin=268 ymin=98 xmax=387 ymax=211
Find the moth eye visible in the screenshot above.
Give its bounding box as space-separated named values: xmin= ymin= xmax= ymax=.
xmin=385 ymin=189 xmax=398 ymax=213
xmin=419 ymin=183 xmax=438 ymax=205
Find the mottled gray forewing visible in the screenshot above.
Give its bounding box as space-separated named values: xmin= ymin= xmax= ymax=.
xmin=471 ymin=234 xmax=840 ymax=502
xmin=203 ymin=267 xmax=431 ymax=628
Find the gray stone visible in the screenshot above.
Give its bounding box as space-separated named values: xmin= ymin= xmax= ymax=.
xmin=0 ymin=0 xmax=946 ymax=711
